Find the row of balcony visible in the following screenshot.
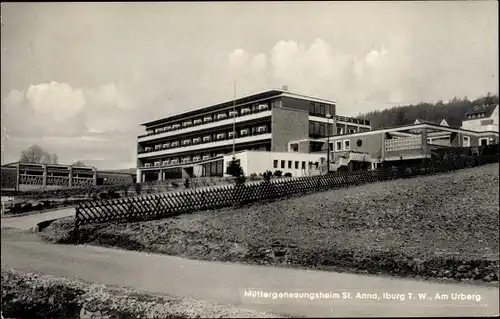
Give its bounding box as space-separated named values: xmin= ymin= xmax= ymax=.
xmin=139 ymin=126 xmax=270 ymax=154
xmin=335 ymin=115 xmax=371 ymax=126
xmin=142 ymin=104 xmax=270 ymax=138
xmin=141 ymin=144 xmax=270 ymax=169
xmin=143 ymin=154 xmax=220 ymax=168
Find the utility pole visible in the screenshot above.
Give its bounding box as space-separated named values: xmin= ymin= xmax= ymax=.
xmin=326 ymin=113 xmax=332 ymax=174
xmin=232 ymin=79 xmax=237 ymax=158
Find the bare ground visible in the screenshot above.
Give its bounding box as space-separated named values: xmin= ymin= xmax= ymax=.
xmin=42 ymin=164 xmax=500 ymax=284
xmin=1 ymin=268 xmax=288 ymax=318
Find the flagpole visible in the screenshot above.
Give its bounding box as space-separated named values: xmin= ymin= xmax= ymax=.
xmin=232 ymin=79 xmax=236 ymax=157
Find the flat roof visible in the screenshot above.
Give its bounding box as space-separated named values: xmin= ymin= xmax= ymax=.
xmin=307 ymin=121 xmax=499 ymax=141
xmin=140 ymin=89 xmax=337 ymax=127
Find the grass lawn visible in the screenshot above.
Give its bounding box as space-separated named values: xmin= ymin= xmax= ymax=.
xmin=42 ymin=163 xmax=500 ymax=284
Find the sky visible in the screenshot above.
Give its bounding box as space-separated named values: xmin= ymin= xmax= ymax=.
xmin=1 ymin=1 xmax=498 ymax=169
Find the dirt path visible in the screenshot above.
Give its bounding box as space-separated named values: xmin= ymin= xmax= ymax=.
xmin=1 ymin=230 xmax=498 ymax=317
xmin=1 ymin=208 xmax=75 ymax=230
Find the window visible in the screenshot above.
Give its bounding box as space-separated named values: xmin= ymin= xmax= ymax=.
xmin=343 ymin=140 xmax=350 ymax=151
xmin=315 ymin=103 xmax=321 ymax=115
xmin=309 ymin=122 xmax=314 ymax=135
xmin=241 ymin=108 xmax=251 ymax=115
xmin=302 ymin=161 xmax=306 ymax=169
xmin=309 ymin=102 xmax=315 ymax=114
xmin=335 ymin=141 xmax=342 ymax=151
xmin=348 ymin=128 xmax=357 ymax=134
xmin=481 ymin=119 xmax=494 ymax=125
xmin=320 ymin=104 xmax=326 ymax=116
xmin=314 ymin=162 xmax=319 ymax=169
xmin=319 ymin=124 xmax=326 ymax=136
xmin=288 ymin=161 xmax=292 ymax=169
xmin=295 ymin=161 xmax=299 ymax=169
xmin=337 ymin=127 xmax=344 ymax=135
xmin=281 ymin=160 xmax=285 ymax=169
xmin=273 ymin=160 xmax=278 ymax=168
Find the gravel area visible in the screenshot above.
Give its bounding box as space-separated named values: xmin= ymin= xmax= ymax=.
xmin=42 ymin=164 xmax=500 ymax=284
xmin=1 ymin=268 xmax=287 ymax=318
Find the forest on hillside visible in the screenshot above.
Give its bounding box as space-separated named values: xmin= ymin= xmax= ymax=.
xmin=358 ymin=93 xmax=499 ymax=129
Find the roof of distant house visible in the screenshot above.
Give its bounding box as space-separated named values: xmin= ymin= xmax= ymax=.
xmin=414 ymin=118 xmax=449 ymax=126
xmin=464 ymin=104 xmax=498 ymax=118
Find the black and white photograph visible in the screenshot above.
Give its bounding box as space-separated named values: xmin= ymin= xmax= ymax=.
xmin=1 ymin=1 xmax=499 ymax=318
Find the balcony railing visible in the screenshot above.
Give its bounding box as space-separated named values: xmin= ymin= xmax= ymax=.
xmin=138 ymin=107 xmax=271 ymax=138
xmin=138 ymin=132 xmax=271 ymax=161
xmin=384 ymin=136 xmax=422 ymax=152
xmin=138 ymin=127 xmax=270 ymax=154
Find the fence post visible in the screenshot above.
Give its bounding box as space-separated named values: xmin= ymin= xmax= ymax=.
xmin=73 ymin=206 xmax=80 ymax=245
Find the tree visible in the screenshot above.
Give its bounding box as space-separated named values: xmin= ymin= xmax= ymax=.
xmin=72 ymin=160 xmax=85 ymax=166
xmin=226 ymin=157 xmax=246 ymax=184
xmin=360 ymin=93 xmax=499 ymax=129
xmin=49 ymin=153 xmax=58 ymax=164
xmin=19 ymin=145 xmax=53 ymax=164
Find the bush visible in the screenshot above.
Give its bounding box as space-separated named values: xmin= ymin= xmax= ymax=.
xmin=249 ymin=173 xmax=259 ymax=181
xmin=263 ymin=170 xmax=273 ymax=182
xmin=273 ymin=170 xmax=283 ymax=177
xmin=226 ymin=157 xmax=246 ymax=185
xmin=284 ymin=172 xmax=293 ymax=177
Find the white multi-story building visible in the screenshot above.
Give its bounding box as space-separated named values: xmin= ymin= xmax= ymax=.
xmin=136 ymin=88 xmax=371 ymax=182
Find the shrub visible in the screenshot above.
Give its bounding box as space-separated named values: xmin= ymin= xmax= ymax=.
xmin=226 ymin=157 xmax=246 ymax=185
xmin=263 ymin=170 xmax=273 ymax=182
xmin=284 ymin=172 xmax=293 ymax=177
xmin=273 ymin=170 xmax=283 ymax=177
xmin=249 ymin=173 xmax=259 ymax=181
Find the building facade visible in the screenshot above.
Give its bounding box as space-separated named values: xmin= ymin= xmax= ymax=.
xmin=461 ymin=104 xmax=499 ymax=133
xmin=136 ymin=89 xmax=371 ymax=182
xmin=290 ymin=121 xmax=499 ymax=171
xmin=0 ymin=162 xmax=134 ymax=191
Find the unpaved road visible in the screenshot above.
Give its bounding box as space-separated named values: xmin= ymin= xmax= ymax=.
xmin=1 ymin=229 xmax=498 ymax=317
xmin=1 ymin=208 xmax=75 ymax=230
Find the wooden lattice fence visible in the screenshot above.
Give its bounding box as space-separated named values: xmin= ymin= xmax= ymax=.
xmin=74 ymin=148 xmax=499 ymax=233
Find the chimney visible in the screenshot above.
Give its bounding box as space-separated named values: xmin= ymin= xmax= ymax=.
xmin=281 ymin=85 xmax=288 ymax=91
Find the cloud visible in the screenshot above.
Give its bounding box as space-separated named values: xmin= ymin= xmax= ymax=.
xmin=0 ymin=81 xmax=147 ymax=166
xmin=26 ymin=82 xmax=85 ymax=121
xmin=226 ymin=37 xmax=462 ymax=113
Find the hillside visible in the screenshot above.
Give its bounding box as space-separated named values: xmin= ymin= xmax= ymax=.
xmin=359 ymin=93 xmax=499 ymax=129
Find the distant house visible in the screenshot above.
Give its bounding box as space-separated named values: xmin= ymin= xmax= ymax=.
xmin=461 ymin=104 xmax=499 ymax=133
xmin=413 ymin=118 xmax=449 ymax=126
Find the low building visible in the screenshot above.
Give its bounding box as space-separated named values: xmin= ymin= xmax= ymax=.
xmin=288 ymin=121 xmax=499 ymax=171
xmin=0 ymin=162 xmax=134 ymax=192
